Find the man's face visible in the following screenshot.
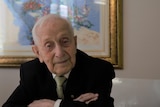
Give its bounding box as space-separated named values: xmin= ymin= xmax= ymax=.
xmin=33 ymin=19 xmax=77 ymax=76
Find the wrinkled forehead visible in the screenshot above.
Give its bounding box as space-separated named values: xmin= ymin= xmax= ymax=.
xmin=35 ymin=16 xmax=73 ymax=35
xmin=32 ymin=15 xmax=74 ymax=45
xmin=37 ymin=17 xmax=66 ymax=30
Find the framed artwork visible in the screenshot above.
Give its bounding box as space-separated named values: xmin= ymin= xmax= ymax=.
xmin=0 ymin=0 xmax=123 ymax=68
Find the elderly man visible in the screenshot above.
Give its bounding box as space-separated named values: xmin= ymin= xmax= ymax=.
xmin=3 ymin=14 xmax=115 ymax=107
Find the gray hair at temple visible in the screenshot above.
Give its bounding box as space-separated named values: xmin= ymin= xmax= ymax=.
xmin=32 ymin=14 xmax=74 ymax=45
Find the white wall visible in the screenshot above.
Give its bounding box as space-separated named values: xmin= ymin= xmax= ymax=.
xmin=116 ymin=0 xmax=160 ymax=79
xmin=0 ymin=68 xmax=19 ymax=106
xmin=0 ymin=0 xmax=160 ymax=106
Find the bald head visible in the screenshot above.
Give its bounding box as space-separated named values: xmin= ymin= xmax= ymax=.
xmin=32 ymin=14 xmax=74 ymax=45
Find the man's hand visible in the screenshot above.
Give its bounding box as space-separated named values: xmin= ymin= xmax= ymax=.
xmin=74 ymin=93 xmax=99 ymax=104
xmin=28 ymin=99 xmax=55 ymax=107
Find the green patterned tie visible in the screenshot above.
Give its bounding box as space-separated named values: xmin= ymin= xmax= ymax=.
xmin=55 ymin=76 xmax=66 ymax=99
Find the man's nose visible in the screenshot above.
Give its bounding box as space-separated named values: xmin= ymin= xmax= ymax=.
xmin=54 ymin=45 xmax=65 ymax=58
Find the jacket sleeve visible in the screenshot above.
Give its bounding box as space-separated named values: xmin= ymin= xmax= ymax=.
xmin=60 ymin=80 xmax=114 ymax=107
xmin=60 ymin=61 xmax=115 ymax=107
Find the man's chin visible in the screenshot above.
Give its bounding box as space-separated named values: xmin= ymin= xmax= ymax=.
xmin=52 ymin=66 xmax=71 ymax=75
xmin=54 ymin=70 xmax=70 ymax=76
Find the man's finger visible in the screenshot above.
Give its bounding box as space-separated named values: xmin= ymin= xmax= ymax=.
xmin=74 ymin=93 xmax=99 ymax=103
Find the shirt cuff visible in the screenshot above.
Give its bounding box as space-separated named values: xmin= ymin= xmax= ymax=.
xmin=54 ymin=99 xmax=62 ymax=107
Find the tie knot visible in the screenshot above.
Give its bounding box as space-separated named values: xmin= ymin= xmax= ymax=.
xmin=55 ymin=76 xmax=66 ymax=86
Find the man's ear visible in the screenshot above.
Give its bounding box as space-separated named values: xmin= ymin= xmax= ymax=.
xmin=32 ymin=45 xmax=43 ymax=63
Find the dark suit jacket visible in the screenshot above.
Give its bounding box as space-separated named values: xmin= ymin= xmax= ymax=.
xmin=2 ymin=50 xmax=115 ymax=107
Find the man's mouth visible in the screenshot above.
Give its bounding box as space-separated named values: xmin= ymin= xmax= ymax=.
xmin=56 ymin=59 xmax=69 ymax=64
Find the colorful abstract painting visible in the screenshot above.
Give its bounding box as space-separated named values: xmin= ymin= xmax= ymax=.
xmin=4 ymin=0 xmax=100 ymax=46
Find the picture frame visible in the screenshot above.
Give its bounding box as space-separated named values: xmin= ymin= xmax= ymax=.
xmin=0 ymin=0 xmax=123 ymax=68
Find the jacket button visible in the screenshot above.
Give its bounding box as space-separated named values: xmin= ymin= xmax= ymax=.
xmin=71 ymin=95 xmax=74 ymax=98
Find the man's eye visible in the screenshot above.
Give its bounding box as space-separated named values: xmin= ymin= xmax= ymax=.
xmin=45 ymin=43 xmax=54 ymax=51
xmin=61 ymin=38 xmax=70 ymax=46
xmin=46 ymin=44 xmax=51 ymax=48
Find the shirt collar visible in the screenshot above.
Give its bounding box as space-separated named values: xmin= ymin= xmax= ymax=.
xmin=52 ymin=71 xmax=71 ymax=79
